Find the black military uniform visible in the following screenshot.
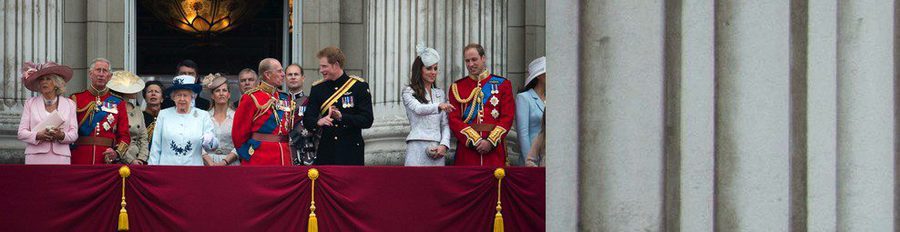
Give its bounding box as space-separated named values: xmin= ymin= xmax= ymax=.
xmin=303 ymin=73 xmax=373 ymax=165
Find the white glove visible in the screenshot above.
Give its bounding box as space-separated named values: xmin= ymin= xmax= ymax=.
xmin=202 ymin=133 xmax=219 ymax=151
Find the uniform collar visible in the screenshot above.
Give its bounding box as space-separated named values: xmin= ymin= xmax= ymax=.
xmin=257 ymin=82 xmax=277 ymax=94
xmin=468 ymin=70 xmax=490 ymax=82
xmin=332 ymin=72 xmax=350 ymax=84
xmin=88 ymin=84 xmax=109 ymax=96
xmin=288 ymin=89 xmax=305 ymax=98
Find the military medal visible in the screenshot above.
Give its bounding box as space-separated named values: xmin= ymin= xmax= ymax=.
xmin=107 ymin=114 xmax=115 ymax=124
xmin=491 ymin=109 xmax=500 ymax=119
xmin=490 ymin=96 xmax=500 ymax=106
xmin=342 ymin=96 xmax=355 ymax=108
xmin=100 ymin=101 xmax=118 ymax=114
xmin=102 ymin=122 xmax=111 ymax=131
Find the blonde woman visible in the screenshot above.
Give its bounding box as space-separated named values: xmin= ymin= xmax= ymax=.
xmin=16 ymin=62 xmax=77 ymax=164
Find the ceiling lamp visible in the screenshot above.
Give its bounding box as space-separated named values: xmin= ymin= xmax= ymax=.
xmin=141 ymin=0 xmax=265 ymax=38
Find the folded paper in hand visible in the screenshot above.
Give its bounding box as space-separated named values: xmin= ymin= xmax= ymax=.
xmin=34 ymin=111 xmax=64 ymax=132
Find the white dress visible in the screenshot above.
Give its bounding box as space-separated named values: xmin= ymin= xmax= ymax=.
xmin=148 ymin=107 xmax=215 ymax=166
xmin=205 ymin=108 xmax=239 ymax=166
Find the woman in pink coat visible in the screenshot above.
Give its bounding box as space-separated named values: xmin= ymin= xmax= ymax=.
xmin=16 ymin=62 xmax=78 ymax=164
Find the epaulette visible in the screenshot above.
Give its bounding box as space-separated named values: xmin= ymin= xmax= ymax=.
xmin=350 ymin=75 xmax=366 ymax=83
xmin=312 ymin=79 xmax=325 ymax=86
xmin=245 ymin=87 xmax=260 ymax=94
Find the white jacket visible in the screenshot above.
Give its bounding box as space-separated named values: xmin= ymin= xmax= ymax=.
xmin=402 ymin=86 xmax=450 ymax=147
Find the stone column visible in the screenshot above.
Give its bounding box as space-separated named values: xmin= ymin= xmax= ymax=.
xmin=836 ymin=0 xmax=895 ymax=231
xmin=301 ymin=0 xmax=341 ymax=91
xmin=714 ymin=1 xmax=792 ymax=231
xmin=545 ymin=0 xmax=579 ymax=230
xmin=673 ymin=0 xmax=716 ymax=231
xmin=579 ymin=1 xmax=666 ymax=231
xmin=85 ymin=0 xmax=125 ymax=71
xmin=805 ymin=0 xmax=838 ymax=230
xmin=0 ymin=0 xmax=64 ymax=163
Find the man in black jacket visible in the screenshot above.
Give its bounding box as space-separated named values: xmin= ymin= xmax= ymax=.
xmin=302 ymin=47 xmax=373 ymax=165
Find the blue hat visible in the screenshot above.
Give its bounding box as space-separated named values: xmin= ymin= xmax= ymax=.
xmin=165 ymin=75 xmax=202 ymax=96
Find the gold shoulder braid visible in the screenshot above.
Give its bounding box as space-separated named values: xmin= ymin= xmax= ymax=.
xmin=249 ymin=94 xmax=276 ymax=121
xmin=350 ymin=75 xmax=366 ymax=82
xmin=451 ymin=83 xmax=481 ymax=104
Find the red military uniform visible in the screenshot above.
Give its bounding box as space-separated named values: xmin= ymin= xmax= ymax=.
xmin=70 ymin=87 xmax=130 ymax=165
xmin=232 ymin=82 xmax=298 ymax=166
xmin=448 ymin=71 xmax=515 ymax=166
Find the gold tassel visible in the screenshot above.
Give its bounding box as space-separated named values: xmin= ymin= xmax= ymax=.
xmin=493 ymin=168 xmax=505 ymax=232
xmin=308 ymin=168 xmax=320 ymax=232
xmin=308 ymin=213 xmax=318 ymax=232
xmin=118 ymin=166 xmax=131 ymax=231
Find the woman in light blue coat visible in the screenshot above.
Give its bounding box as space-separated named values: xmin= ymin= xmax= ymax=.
xmin=402 ymin=44 xmax=456 ymax=166
xmin=515 ymin=57 xmax=546 ymax=165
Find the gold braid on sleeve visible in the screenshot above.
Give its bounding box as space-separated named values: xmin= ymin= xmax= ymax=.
xmin=487 ymin=126 xmax=508 ymax=147
xmin=116 ymin=141 xmax=129 ymax=156
xmin=461 ymin=126 xmax=482 ymax=146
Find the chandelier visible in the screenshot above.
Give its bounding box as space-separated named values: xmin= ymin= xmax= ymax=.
xmin=141 ymin=0 xmax=264 ymax=38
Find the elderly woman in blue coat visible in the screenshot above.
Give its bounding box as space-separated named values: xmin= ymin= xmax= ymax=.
xmin=515 ymin=57 xmax=546 ymax=166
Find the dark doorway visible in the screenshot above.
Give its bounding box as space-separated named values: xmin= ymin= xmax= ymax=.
xmin=135 ymin=0 xmax=285 ymax=78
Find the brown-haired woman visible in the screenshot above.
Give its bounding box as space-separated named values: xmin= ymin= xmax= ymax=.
xmin=402 ymin=44 xmax=455 ymax=166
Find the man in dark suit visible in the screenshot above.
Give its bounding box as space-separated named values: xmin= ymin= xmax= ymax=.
xmin=302 ymin=47 xmax=373 ymax=165
xmin=162 ymin=59 xmax=211 ymax=110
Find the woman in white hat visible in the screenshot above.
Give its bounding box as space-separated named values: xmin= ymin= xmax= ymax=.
xmin=200 ymin=73 xmax=239 ymax=166
xmin=16 ymin=62 xmax=78 ymax=164
xmin=148 ymin=75 xmax=218 ymax=166
xmin=516 ymin=56 xmax=546 ymax=166
xmin=108 ymin=70 xmax=149 ymax=165
xmin=402 ymin=43 xmax=455 ymax=166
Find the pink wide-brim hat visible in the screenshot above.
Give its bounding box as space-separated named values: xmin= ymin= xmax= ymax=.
xmin=21 ymin=62 xmax=73 ymax=92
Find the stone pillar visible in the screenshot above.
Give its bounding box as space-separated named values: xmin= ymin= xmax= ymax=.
xmin=805 ymin=0 xmax=837 ymax=230
xmin=673 ymin=0 xmax=716 ymax=231
xmin=63 ymin=0 xmax=87 ymax=94
xmin=0 ymin=0 xmax=65 ymax=163
xmin=579 ymin=1 xmax=666 ymax=231
xmin=545 ymin=0 xmax=579 ymax=230
xmin=714 ymin=1 xmax=792 ymax=231
xmin=301 ymin=0 xmax=342 ymax=91
xmin=836 ymin=0 xmax=895 ymax=231
xmin=85 ymin=0 xmax=125 ymax=71
xmin=363 ymin=0 xmax=511 ymax=165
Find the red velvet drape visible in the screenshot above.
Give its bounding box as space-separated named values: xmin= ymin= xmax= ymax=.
xmin=0 ymin=165 xmax=545 ymax=231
